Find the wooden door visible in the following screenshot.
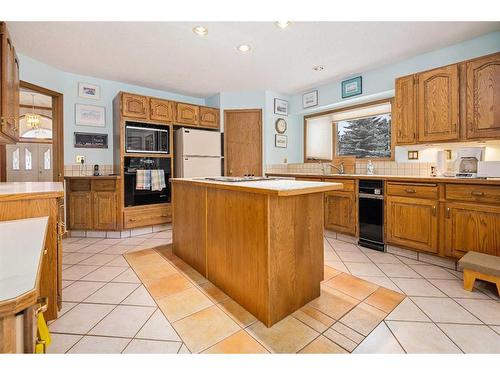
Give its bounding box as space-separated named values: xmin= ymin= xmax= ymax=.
xmin=199 ymin=107 xmax=219 ymax=129
xmin=176 ymin=103 xmax=199 ymax=125
xmin=445 ymin=202 xmax=500 ymax=258
xmin=1 ymin=25 xmax=19 ymax=142
xmin=386 ymin=196 xmax=438 ymax=253
xmin=465 ymin=53 xmax=500 ymax=139
xmin=324 ymin=191 xmax=356 ymax=235
xmin=68 ymin=192 xmax=92 ymax=230
xmin=417 ymin=65 xmax=459 ymax=142
xmin=393 ymin=75 xmax=417 ymax=144
xmin=150 ymin=98 xmax=173 ymax=123
xmin=224 ymin=109 xmax=262 ymax=177
xmin=121 ymin=93 xmax=149 ymax=119
xmin=93 ymin=191 xmax=117 ymax=230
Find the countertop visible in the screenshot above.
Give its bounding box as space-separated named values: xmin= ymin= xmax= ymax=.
xmin=266 ymin=172 xmax=500 ymax=185
xmin=171 ymin=177 xmax=343 ymax=196
xmin=0 ymin=182 xmax=64 ymax=200
xmin=0 ymin=217 xmax=48 ymax=308
xmin=64 ymin=175 xmax=120 ymax=179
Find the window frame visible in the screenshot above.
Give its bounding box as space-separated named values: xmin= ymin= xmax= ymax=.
xmin=304 ymin=98 xmax=394 ymax=162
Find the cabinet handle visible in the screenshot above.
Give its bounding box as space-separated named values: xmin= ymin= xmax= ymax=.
xmin=471 ymin=191 xmax=484 ymax=197
xmin=432 ymin=206 xmax=436 ymax=216
xmin=129 ymin=218 xmax=137 ymax=222
xmin=405 ymin=188 xmax=416 ymax=193
xmin=160 ymin=214 xmax=169 ymax=218
xmin=446 ymin=207 xmax=451 ymax=219
xmin=43 ymin=248 xmax=48 ymax=255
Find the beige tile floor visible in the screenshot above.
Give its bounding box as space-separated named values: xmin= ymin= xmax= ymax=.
xmin=48 ymin=227 xmax=500 ymax=354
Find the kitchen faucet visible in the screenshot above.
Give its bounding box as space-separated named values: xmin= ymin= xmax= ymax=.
xmin=311 ymin=158 xmax=345 ymax=175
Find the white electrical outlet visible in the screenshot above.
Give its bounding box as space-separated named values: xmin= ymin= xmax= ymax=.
xmin=76 ymin=155 xmax=85 ymax=164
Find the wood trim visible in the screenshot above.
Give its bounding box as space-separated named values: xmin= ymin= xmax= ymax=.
xmin=19 ymin=81 xmax=64 ymax=182
xmin=304 ymin=98 xmax=394 ymax=162
xmin=223 ymin=109 xmax=263 ymax=176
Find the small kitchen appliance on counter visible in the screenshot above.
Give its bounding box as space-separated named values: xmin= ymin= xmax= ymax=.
xmin=454 ymin=147 xmax=484 ymax=178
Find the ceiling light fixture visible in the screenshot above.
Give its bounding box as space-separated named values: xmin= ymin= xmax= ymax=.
xmin=26 ymin=94 xmax=41 ymax=130
xmin=313 ymin=65 xmax=324 ymax=71
xmin=192 ymin=26 xmax=208 ymax=36
xmin=237 ymin=44 xmax=251 ymax=53
xmin=275 ymin=21 xmax=290 ymax=29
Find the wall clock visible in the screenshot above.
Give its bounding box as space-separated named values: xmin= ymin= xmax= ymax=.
xmin=275 ymin=118 xmax=287 ymax=134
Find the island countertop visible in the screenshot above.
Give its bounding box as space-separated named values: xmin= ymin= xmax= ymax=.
xmin=171 ymin=177 xmax=343 ymax=196
xmin=0 ymin=182 xmax=64 ymax=201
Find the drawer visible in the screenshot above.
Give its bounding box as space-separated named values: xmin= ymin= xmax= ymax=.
xmin=69 ymin=179 xmax=91 ymax=191
xmin=446 ymin=184 xmax=500 ymax=204
xmin=91 ymin=179 xmax=117 ymax=191
xmin=323 ymin=178 xmax=355 ymax=192
xmin=387 ymin=182 xmax=438 ymax=199
xmin=124 ymin=204 xmax=172 ymax=229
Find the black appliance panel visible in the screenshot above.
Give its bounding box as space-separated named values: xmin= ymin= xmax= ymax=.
xmin=124 ymin=157 xmax=171 ymax=207
xmin=358 ymin=179 xmax=385 ymax=251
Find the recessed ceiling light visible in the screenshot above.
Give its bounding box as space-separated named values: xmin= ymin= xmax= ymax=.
xmin=237 ymin=44 xmax=251 ymax=53
xmin=192 ymin=26 xmax=208 ymax=36
xmin=313 ymin=65 xmax=324 ymax=71
xmin=275 ymin=21 xmax=290 ymax=29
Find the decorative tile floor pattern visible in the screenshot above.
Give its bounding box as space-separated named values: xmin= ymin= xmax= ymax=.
xmin=48 ymin=227 xmax=500 ymax=353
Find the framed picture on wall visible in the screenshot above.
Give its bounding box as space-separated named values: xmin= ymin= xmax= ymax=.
xmin=274 ymin=98 xmax=288 ymax=116
xmin=302 ymin=90 xmax=318 ymax=108
xmin=341 ymin=76 xmax=362 ymax=98
xmin=75 ymin=104 xmax=106 ymax=127
xmin=275 ymin=134 xmax=287 ymax=148
xmin=78 ymin=82 xmax=101 ymax=100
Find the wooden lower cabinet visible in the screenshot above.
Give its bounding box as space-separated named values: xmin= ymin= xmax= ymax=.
xmin=444 ymin=202 xmax=500 ymax=258
xmin=93 ymin=191 xmax=117 ymax=230
xmin=66 ymin=178 xmax=118 ymax=231
xmin=386 ymin=196 xmax=438 ymax=253
xmin=324 ymin=191 xmax=357 ymax=236
xmin=68 ymin=192 xmax=92 ymax=230
xmin=123 ymin=203 xmax=171 ymax=229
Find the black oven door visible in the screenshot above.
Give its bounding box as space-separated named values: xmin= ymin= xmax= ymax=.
xmin=124 ymin=171 xmax=170 ymax=207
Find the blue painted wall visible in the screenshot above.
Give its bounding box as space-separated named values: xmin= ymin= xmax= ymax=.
xmin=19 ymin=54 xmax=205 ymax=165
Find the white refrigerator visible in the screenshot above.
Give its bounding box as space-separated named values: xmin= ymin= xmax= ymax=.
xmin=174 ymin=128 xmax=222 ymax=177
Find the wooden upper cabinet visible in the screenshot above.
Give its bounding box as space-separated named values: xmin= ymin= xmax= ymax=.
xmin=175 ymin=103 xmax=199 ymax=126
xmin=417 ymin=65 xmax=459 ymax=142
xmin=0 ymin=22 xmax=20 ymax=143
xmin=465 ymin=53 xmax=500 ymax=140
xmin=386 ymin=196 xmax=438 ymax=253
xmin=150 ymin=98 xmax=174 ymax=123
xmin=393 ymin=75 xmax=417 ymax=145
xmin=121 ymin=93 xmax=149 ymax=119
xmin=445 ymin=202 xmax=500 ymax=258
xmin=199 ymin=106 xmax=219 ymax=128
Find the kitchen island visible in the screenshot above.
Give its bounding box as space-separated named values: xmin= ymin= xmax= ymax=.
xmin=171 ymin=177 xmax=343 ymax=327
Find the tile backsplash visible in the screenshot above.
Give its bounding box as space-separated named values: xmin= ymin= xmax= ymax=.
xmin=266 ymin=161 xmax=433 ymax=177
xmin=64 ymin=164 xmax=115 ymax=176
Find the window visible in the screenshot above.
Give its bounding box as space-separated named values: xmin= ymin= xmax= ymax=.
xmin=305 ymin=101 xmax=392 ymax=161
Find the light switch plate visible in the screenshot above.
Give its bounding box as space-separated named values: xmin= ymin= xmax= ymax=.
xmin=76 ymin=155 xmax=85 ymax=164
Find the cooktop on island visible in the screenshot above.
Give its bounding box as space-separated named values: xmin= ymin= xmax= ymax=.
xmin=200 ymin=176 xmax=279 ymax=183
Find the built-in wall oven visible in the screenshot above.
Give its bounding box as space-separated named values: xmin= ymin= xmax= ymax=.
xmin=125 ymin=121 xmax=169 ymax=154
xmin=124 ymin=157 xmax=171 ymax=207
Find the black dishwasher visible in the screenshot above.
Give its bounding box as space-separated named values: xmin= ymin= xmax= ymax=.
xmin=358 ymin=180 xmax=385 ymax=251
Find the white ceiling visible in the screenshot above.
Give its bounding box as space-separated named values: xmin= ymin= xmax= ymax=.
xmin=8 ymin=22 xmax=500 ymax=98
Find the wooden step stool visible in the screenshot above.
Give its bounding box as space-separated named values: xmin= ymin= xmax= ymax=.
xmin=458 ymin=251 xmax=500 ymax=296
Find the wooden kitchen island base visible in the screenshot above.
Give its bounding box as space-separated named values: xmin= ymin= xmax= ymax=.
xmin=172 ymin=178 xmax=342 ymax=327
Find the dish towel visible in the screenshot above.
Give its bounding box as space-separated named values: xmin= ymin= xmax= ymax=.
xmin=151 ymin=169 xmax=166 ymax=191
xmin=136 ymin=169 xmax=151 ymax=190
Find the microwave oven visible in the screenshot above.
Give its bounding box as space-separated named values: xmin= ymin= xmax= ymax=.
xmin=125 ymin=122 xmax=169 ymax=154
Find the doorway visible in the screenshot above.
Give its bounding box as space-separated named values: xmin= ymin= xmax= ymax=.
xmin=0 ymin=81 xmax=63 ymax=182
xmin=224 ymin=109 xmax=263 ymax=177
